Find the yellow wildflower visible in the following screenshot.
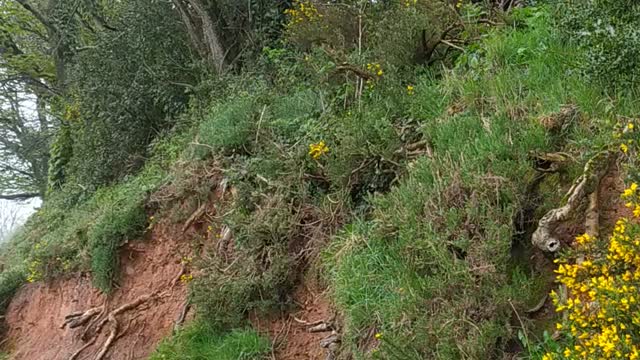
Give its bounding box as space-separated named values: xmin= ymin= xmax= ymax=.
xmin=309 ymin=141 xmax=329 ymax=159
xmin=621 ymin=143 xmax=629 ymax=153
xmin=407 ymin=85 xmax=415 ymax=95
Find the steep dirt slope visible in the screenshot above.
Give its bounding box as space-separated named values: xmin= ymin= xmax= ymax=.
xmin=4 ymin=222 xmax=192 ymax=360
xmin=252 ymin=283 xmax=336 ymax=360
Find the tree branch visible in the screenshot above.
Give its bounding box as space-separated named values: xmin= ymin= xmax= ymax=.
xmin=0 ymin=192 xmax=40 ymax=201
xmin=13 ymin=0 xmax=57 ymax=34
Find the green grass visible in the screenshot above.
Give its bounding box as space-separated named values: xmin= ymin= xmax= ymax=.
xmin=149 ymin=322 xmax=270 ymax=360
xmin=4 ymin=4 xmax=640 ymax=360
xmin=323 ymin=7 xmax=626 ymax=359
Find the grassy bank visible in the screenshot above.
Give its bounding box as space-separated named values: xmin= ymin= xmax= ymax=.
xmin=2 ymin=3 xmax=639 ymax=359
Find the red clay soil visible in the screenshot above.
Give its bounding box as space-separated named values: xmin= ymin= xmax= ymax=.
xmin=598 ymin=163 xmax=634 ymax=233
xmin=3 ymin=221 xmax=194 ymax=360
xmin=251 ymin=283 xmax=335 ymax=360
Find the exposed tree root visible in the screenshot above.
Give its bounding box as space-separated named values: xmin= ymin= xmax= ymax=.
xmin=95 ymin=315 xmax=118 ymax=360
xmin=67 ymin=337 xmax=96 ymax=360
xmin=173 ymin=300 xmax=191 ymax=333
xmin=65 ymin=291 xmax=166 ymax=360
xmin=62 ymin=306 xmax=103 ymax=329
xmin=532 ymin=151 xmax=615 ymax=252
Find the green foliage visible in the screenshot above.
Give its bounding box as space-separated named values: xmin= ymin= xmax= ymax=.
xmin=66 ymin=0 xmax=196 ymax=189
xmin=1 ymin=130 xmax=188 ymax=292
xmin=323 ymin=8 xmax=618 ymax=359
xmin=47 ymin=124 xmax=73 ymax=193
xmin=88 ymin=203 xmax=146 ymax=292
xmin=0 ymin=268 xmax=25 ymax=313
xmin=559 ymin=0 xmax=640 ymax=89
xmin=197 ymin=97 xmax=259 ymax=156
xmin=149 ymin=322 xmax=270 ymax=360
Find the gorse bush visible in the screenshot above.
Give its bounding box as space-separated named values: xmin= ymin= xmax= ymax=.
xmin=544 ymin=186 xmax=640 ymax=360
xmin=542 ymin=121 xmax=640 ymax=360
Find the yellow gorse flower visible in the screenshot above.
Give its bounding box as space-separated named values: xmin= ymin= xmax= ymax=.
xmin=407 ymin=85 xmax=415 ymax=95
xmin=404 ymin=0 xmax=417 ymax=7
xmin=309 ymin=141 xmax=329 ymax=159
xmin=284 ymin=0 xmax=322 ymax=27
xmin=547 ymin=182 xmax=640 ymax=359
xmin=367 ymin=63 xmax=384 ymax=78
xmin=621 ymin=143 xmax=629 ymax=153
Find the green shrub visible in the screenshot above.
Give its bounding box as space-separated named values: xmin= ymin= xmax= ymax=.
xmin=559 ymin=0 xmax=640 ymax=89
xmin=197 ymin=97 xmax=258 ymax=156
xmin=0 ymin=130 xmax=186 ymax=293
xmin=191 ymin=243 xmax=294 ymax=330
xmin=0 ymin=269 xmax=25 ymax=312
xmin=150 ymin=322 xmax=270 ymax=360
xmin=66 ymin=0 xmax=196 ymax=189
xmin=88 ymin=203 xmax=146 ymax=292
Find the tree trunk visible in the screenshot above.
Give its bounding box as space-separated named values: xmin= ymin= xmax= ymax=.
xmin=183 ymin=0 xmax=227 ymax=73
xmin=171 ymin=0 xmax=208 ymax=60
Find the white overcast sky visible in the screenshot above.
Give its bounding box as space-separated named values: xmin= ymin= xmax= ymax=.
xmin=0 ymin=198 xmax=40 ymax=242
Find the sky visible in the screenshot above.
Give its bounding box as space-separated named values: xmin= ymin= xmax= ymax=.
xmin=0 ymin=198 xmax=40 ymax=242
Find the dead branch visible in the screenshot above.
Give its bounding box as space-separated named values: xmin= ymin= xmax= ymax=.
xmin=174 ymin=300 xmax=191 ymax=332
xmin=532 ymin=151 xmax=615 ymax=252
xmin=585 ymin=191 xmax=599 ymax=239
xmin=320 ymin=333 xmax=340 ymax=348
xmin=308 ymin=322 xmax=333 ymax=333
xmin=172 ymin=263 xmax=187 ymax=287
xmin=182 ymin=202 xmax=207 ymax=232
xmin=334 ymin=63 xmax=374 ymax=81
xmin=525 ymin=294 xmax=548 ymax=314
xmin=292 ymin=316 xmax=324 ymax=327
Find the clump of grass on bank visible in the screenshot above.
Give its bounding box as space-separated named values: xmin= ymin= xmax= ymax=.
xmin=149 ymin=322 xmax=270 ymax=360
xmin=324 ymin=7 xmax=621 ymax=359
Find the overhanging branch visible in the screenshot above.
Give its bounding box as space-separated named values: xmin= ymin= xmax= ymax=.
xmin=14 ymin=0 xmax=58 ymax=34
xmin=0 ymin=192 xmax=40 ymax=200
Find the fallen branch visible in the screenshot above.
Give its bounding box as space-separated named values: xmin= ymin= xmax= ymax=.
xmin=532 ymin=151 xmax=615 ymax=252
xmin=174 ymin=300 xmax=191 ymax=333
xmin=308 ymin=322 xmax=333 ymax=333
xmin=525 ymin=294 xmax=548 ymax=314
xmin=334 ymin=63 xmax=374 ymax=81
xmin=292 ymin=316 xmax=324 ymax=327
xmin=182 ymin=202 xmax=207 ymax=232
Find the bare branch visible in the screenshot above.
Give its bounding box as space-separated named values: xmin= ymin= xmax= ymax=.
xmin=0 ymin=193 xmax=40 ymax=201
